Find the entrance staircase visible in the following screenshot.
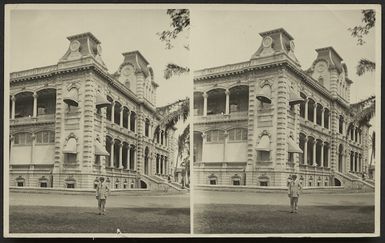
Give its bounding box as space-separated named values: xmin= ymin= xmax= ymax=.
xmin=333 ymin=171 xmax=374 ymax=192
xmin=140 ymin=174 xmax=188 ymax=192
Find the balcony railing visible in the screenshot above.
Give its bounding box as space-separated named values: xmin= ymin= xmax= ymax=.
xmin=194 ymin=111 xmax=248 ymax=123
xmin=10 ymin=114 xmax=55 ymax=125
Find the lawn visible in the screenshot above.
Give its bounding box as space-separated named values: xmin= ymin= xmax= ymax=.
xmin=194 ymin=204 xmax=374 ymax=234
xmin=10 ymin=206 xmax=190 ymax=233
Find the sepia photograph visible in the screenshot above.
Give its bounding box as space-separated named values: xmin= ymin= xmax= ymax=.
xmin=191 ymin=5 xmax=380 ymax=235
xmin=4 ymin=5 xmax=191 ymax=236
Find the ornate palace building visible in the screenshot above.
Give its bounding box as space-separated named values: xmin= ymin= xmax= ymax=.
xmin=9 ymin=32 xmax=176 ymax=190
xmin=193 ymin=28 xmax=371 ymax=188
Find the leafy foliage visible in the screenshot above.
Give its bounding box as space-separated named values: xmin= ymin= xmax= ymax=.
xmin=348 ymin=9 xmax=375 ymax=46
xmin=158 ymin=9 xmax=190 ymax=50
xmin=156 ymin=98 xmax=189 ymax=129
xmin=350 ymin=95 xmax=375 ymax=126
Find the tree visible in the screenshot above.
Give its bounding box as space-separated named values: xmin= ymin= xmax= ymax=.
xmin=158 ymin=9 xmax=190 ymax=80
xmin=348 ymin=9 xmax=376 ymax=76
xmin=348 ymin=9 xmax=376 ymax=177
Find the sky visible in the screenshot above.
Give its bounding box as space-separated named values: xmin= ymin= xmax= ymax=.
xmin=191 ymin=7 xmax=378 ymax=104
xmin=7 ymin=8 xmax=191 ymax=107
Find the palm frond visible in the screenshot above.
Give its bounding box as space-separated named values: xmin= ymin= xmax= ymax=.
xmin=164 ymin=63 xmax=190 ymax=80
xmin=352 ymin=102 xmax=375 ymax=126
xmin=351 ymin=95 xmax=375 ymax=110
xmin=356 ymin=59 xmax=376 ymax=76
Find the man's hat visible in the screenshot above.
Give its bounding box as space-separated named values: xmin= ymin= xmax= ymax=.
xmin=99 ymin=177 xmax=105 ymax=181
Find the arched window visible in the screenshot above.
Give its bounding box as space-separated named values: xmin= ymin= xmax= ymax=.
xmin=339 ymin=115 xmax=344 ymax=134
xmin=145 ymin=119 xmax=150 ymax=137
xmin=228 ymin=128 xmax=248 ymax=141
xmin=206 ymin=130 xmax=225 ymax=143
xmin=35 ymin=131 xmax=55 ymax=144
xmin=14 ymin=132 xmax=32 ymax=145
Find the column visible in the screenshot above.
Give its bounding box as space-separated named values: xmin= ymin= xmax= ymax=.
xmin=321 ymin=108 xmax=325 ymax=127
xmin=111 ymin=101 xmax=115 ymax=124
xmin=118 ymin=143 xmax=123 ymax=168
xmin=313 ymin=103 xmax=317 ymax=123
xmin=110 ymin=141 xmax=114 ymax=167
xmin=304 ymin=98 xmax=308 ymax=120
xmin=225 ymin=89 xmax=230 ymax=115
xmin=320 ymin=142 xmax=324 ymax=167
xmin=354 ymin=153 xmax=357 ymax=172
xmin=203 ymin=92 xmax=208 ymax=116
xmin=127 ymin=111 xmax=131 ymax=131
xmin=33 ymin=92 xmax=38 ymax=118
xmin=223 ymin=131 xmax=228 ymax=162
xmin=31 ymin=133 xmax=36 ymax=164
xmin=132 ymin=147 xmax=136 ymax=170
xmin=119 ymin=107 xmax=123 ymax=127
xmin=11 ymin=96 xmax=15 ymax=119
xmin=312 ymin=140 xmax=316 ymax=166
xmin=126 ymin=145 xmax=130 ymax=169
xmin=303 ymin=137 xmax=308 ymax=165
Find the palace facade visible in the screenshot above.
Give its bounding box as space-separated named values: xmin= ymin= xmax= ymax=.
xmin=9 ymin=32 xmax=176 ymax=189
xmin=193 ymin=28 xmax=370 ymax=188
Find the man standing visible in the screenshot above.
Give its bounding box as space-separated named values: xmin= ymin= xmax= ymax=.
xmin=288 ymin=174 xmax=302 ymax=213
xmin=96 ymin=177 xmax=110 ymax=215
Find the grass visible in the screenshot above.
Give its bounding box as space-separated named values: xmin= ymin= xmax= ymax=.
xmin=194 ymin=204 xmax=374 ymax=234
xmin=10 ymin=206 xmax=190 ymax=233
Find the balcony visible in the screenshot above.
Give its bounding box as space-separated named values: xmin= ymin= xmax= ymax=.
xmin=194 ymin=111 xmax=248 ymax=124
xmin=10 ymin=114 xmax=55 ymax=126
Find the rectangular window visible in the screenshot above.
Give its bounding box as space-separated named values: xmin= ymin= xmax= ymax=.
xmin=67 ymin=183 xmax=75 ymax=189
xmin=259 ymin=151 xmax=270 ymax=161
xmin=17 ymin=182 xmax=24 ymax=187
xmin=95 ymin=155 xmax=100 ymax=164
xmin=260 ymin=181 xmax=268 ymax=186
xmin=65 ymin=154 xmax=77 ymax=163
xmin=233 ymin=180 xmax=240 ymax=186
xmin=40 ymin=182 xmax=48 ymax=188
xmin=209 ymin=179 xmax=217 ymax=185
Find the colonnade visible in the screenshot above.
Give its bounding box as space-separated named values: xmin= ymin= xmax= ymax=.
xmin=300 ymin=134 xmax=330 ymax=167
xmin=155 ymin=154 xmax=169 ymax=175
xmin=106 ymin=137 xmax=136 ymax=170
